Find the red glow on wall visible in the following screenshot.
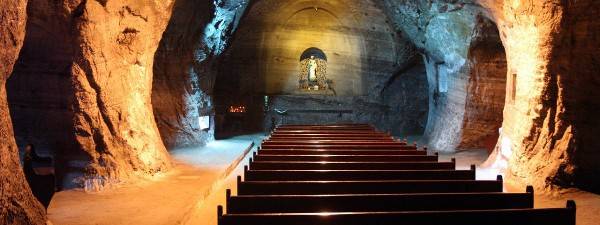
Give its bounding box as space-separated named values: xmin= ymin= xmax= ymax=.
xmin=229 ymin=105 xmax=246 ymax=113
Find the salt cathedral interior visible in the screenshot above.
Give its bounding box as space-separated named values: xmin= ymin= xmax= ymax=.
xmin=1 ymin=0 xmax=599 ymax=224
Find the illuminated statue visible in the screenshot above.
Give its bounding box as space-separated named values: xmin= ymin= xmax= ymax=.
xmin=308 ymin=55 xmax=318 ymax=82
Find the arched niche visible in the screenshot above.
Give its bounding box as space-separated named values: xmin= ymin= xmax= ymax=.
xmin=298 ymin=47 xmax=328 ymax=90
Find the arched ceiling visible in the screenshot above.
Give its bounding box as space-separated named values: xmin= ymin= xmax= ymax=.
xmin=220 ymin=0 xmax=417 ymax=96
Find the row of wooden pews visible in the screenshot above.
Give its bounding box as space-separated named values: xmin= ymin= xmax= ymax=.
xmin=217 ymin=124 xmax=576 ymax=225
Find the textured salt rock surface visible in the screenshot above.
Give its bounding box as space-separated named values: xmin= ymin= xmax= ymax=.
xmin=375 ymin=0 xmax=506 ymax=152
xmin=478 ymin=0 xmax=600 ymax=192
xmin=0 ymin=0 xmax=47 ymax=224
xmin=153 ymin=0 xmax=250 ymax=149
xmin=7 ymin=0 xmax=82 ymax=190
xmin=8 ymin=0 xmax=178 ymax=190
xmin=67 ymin=0 xmax=176 ymax=190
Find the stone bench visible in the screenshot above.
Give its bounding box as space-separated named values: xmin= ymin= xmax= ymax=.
xmin=270 ymin=133 xmax=390 ymax=137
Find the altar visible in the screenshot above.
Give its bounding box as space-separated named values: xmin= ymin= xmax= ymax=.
xmin=298 ymin=47 xmax=332 ymax=93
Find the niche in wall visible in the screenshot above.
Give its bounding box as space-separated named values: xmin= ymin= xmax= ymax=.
xmin=298 ymin=47 xmax=329 ymax=92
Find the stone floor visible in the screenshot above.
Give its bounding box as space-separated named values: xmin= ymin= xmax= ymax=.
xmin=47 ymin=134 xmax=264 ymax=225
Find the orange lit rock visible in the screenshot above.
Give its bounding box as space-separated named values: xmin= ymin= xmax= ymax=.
xmin=460 ymin=18 xmax=506 ymax=150
xmin=0 ymin=0 xmax=47 ymax=224
xmin=69 ymin=0 xmax=175 ymax=189
xmin=481 ymin=0 xmax=600 ymax=192
xmin=153 ymin=0 xmax=249 ymax=149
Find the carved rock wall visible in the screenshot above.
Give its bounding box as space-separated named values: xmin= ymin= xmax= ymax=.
xmin=69 ymin=0 xmax=175 ymax=189
xmin=480 ymin=0 xmax=600 ymax=192
xmin=0 ymin=0 xmax=47 ymax=224
xmin=460 ymin=19 xmax=507 ymax=150
xmin=152 ymin=0 xmax=249 ymax=149
xmin=7 ymin=0 xmax=177 ymax=190
xmin=7 ymin=0 xmax=81 ymax=189
xmin=376 ymin=0 xmax=507 ymax=152
xmin=262 ymin=61 xmax=429 ymax=136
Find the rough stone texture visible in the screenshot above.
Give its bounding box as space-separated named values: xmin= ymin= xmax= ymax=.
xmin=0 ymin=0 xmax=47 ymax=224
xmin=7 ymin=0 xmax=80 ymax=190
xmin=153 ymin=0 xmax=249 ymax=149
xmin=67 ymin=0 xmax=176 ymax=190
xmin=480 ymin=0 xmax=600 ymax=192
xmin=459 ymin=18 xmax=507 ymax=150
xmin=376 ymin=0 xmax=506 ymax=152
xmin=221 ymin=0 xmax=416 ymax=96
xmin=215 ymin=0 xmax=427 ymax=135
xmin=0 ymin=0 xmax=596 ymax=207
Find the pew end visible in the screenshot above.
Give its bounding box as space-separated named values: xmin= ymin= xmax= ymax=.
xmin=217 ymin=205 xmax=223 ymax=225
xmin=526 ymin=185 xmax=534 ymax=194
xmin=567 ymin=199 xmax=576 ymax=211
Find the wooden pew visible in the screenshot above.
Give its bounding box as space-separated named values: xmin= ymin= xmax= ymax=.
xmin=260 ymin=144 xmax=417 ymax=150
xmin=272 ymin=131 xmax=386 ymax=134
xmin=268 ymin=137 xmax=395 ymax=141
xmin=226 ymin=187 xmax=534 ymax=213
xmin=276 ymin=125 xmax=373 ymax=129
xmin=257 ymin=150 xmax=428 ymax=155
xmin=275 ymin=127 xmax=375 ymax=131
xmin=270 ymin=134 xmax=390 ymax=137
xmin=218 ymin=124 xmax=577 ymax=225
xmin=248 ymin=161 xmax=455 ymax=170
xmin=237 ymin=177 xmax=503 ymax=195
xmin=277 ymin=124 xmax=373 ymax=127
xmin=218 ymin=201 xmax=576 ymax=225
xmin=253 ymin=155 xmax=438 ymax=162
xmin=262 ymin=140 xmax=404 ymax=144
xmin=243 ymin=168 xmax=475 ymax=181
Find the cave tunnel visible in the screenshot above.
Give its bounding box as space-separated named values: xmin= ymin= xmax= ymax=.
xmin=1 ymin=0 xmax=600 ymax=224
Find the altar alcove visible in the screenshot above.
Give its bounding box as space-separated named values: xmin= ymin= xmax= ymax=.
xmin=298 ymin=47 xmax=329 ymax=92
